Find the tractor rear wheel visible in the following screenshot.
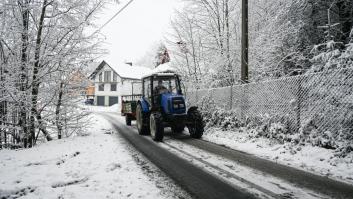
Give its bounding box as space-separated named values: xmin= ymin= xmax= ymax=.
xmin=187 ymin=108 xmax=204 ymax=139
xmin=150 ymin=113 xmax=164 ymax=141
xmin=136 ymin=104 xmax=150 ymax=135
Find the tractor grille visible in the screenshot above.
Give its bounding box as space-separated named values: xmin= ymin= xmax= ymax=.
xmin=171 ymin=97 xmax=186 ymax=113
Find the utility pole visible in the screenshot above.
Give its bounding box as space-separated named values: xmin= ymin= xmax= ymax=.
xmin=241 ymin=0 xmax=249 ymax=83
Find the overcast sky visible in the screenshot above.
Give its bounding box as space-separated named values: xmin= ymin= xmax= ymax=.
xmin=96 ymin=0 xmax=183 ymax=65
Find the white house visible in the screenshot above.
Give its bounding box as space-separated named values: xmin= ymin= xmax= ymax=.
xmin=89 ymin=61 xmax=151 ymax=106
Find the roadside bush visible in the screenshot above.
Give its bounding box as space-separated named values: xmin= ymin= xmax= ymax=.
xmin=199 ymin=100 xmax=352 ymax=154
xmin=206 ymin=109 xmax=243 ymax=130
xmin=245 ymin=114 xmax=291 ymax=144
xmin=299 ymin=118 xmax=346 ymax=150
xmin=199 ymin=94 xmax=217 ymax=124
xmin=201 ymin=106 xmax=293 ymax=144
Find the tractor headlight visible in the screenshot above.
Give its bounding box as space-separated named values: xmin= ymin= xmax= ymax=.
xmin=172 ymin=99 xmax=185 ymax=110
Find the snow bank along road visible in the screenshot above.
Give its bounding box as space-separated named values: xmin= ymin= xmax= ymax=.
xmin=101 ymin=113 xmax=353 ymax=199
xmin=0 ymin=113 xmax=190 ymax=199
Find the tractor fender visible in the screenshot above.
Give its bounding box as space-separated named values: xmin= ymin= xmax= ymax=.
xmin=138 ymin=99 xmax=150 ymax=113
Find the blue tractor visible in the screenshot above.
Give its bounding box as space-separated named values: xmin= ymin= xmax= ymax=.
xmin=136 ymin=71 xmax=204 ymax=141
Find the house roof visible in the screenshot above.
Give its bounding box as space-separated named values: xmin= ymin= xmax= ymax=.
xmin=89 ymin=60 xmax=152 ymax=80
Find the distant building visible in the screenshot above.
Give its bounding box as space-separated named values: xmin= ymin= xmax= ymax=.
xmin=89 ymin=61 xmax=151 ymax=106
xmin=85 ymin=84 xmax=95 ymax=99
xmin=67 ymin=70 xmax=92 ymax=98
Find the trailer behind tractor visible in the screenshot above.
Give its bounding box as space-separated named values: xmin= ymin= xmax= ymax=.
xmin=121 ymin=94 xmax=142 ymax=125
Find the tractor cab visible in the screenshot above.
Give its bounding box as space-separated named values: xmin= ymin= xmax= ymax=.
xmin=136 ymin=68 xmax=204 ymax=142
xmin=143 ymin=73 xmax=185 ymax=115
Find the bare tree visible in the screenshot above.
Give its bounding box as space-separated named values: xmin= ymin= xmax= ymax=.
xmin=0 ymin=0 xmax=106 ymax=148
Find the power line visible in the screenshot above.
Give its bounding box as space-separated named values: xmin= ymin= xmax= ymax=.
xmin=91 ymin=0 xmax=135 ymax=36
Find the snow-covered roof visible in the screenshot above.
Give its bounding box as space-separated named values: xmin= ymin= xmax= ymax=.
xmin=109 ymin=63 xmax=151 ymax=80
xmin=89 ymin=61 xmax=152 ymax=80
xmin=141 ymin=62 xmax=177 ymax=78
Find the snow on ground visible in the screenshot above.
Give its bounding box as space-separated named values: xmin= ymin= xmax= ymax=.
xmin=0 ymin=107 xmax=189 ymax=199
xmin=202 ymin=128 xmax=353 ymax=185
xmin=82 ymin=104 xmax=353 ymax=186
xmin=82 ymin=103 xmax=121 ymax=113
xmin=160 ymin=138 xmax=325 ymax=199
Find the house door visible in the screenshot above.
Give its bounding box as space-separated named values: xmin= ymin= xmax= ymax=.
xmin=109 ymin=96 xmax=119 ymax=106
xmin=97 ymin=96 xmax=105 ymax=106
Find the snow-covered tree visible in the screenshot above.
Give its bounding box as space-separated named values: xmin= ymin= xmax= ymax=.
xmin=167 ymin=0 xmax=238 ymax=88
xmin=337 ymin=26 xmax=353 ymax=68
xmin=0 ymin=0 xmax=106 ymax=148
xmin=167 ymin=0 xmax=353 ymax=86
xmin=155 ymin=43 xmax=170 ymax=67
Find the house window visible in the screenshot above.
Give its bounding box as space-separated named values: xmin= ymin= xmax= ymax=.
xmin=104 ymin=71 xmax=111 ymax=82
xmin=99 ymin=84 xmax=104 ymax=91
xmin=113 ymin=72 xmax=118 ymax=82
xmin=111 ymin=83 xmax=117 ymax=91
xmin=99 ymin=73 xmax=102 ymax=82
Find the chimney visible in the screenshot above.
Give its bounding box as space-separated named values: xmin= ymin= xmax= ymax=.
xmin=125 ymin=62 xmax=132 ymax=66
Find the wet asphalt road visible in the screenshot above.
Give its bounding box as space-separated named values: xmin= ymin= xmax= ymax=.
xmin=168 ymin=134 xmax=353 ymax=199
xmin=101 ymin=113 xmax=353 ymax=199
xmin=102 ymin=113 xmax=256 ymax=199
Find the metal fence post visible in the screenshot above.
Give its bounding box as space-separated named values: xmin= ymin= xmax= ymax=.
xmin=230 ymin=85 xmax=233 ymax=110
xmin=240 ymin=86 xmax=244 ymax=120
xmin=196 ymin=89 xmax=199 ymax=106
xmin=296 ymin=77 xmax=302 ymax=134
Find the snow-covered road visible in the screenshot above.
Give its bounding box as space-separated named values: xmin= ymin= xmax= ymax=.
xmin=102 ymin=112 xmax=255 ymax=199
xmin=2 ymin=105 xmax=353 ymax=199
xmin=101 ymin=111 xmax=353 ymax=199
xmin=161 ymin=134 xmax=353 ymax=199
xmin=0 ymin=111 xmax=189 ymax=199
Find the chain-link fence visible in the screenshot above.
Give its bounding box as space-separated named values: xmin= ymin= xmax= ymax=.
xmin=186 ymin=68 xmax=353 ymax=141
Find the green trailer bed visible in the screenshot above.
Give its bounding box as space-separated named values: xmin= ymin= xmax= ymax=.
xmin=121 ymin=94 xmax=142 ymax=125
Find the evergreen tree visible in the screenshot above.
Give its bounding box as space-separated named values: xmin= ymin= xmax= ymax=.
xmin=155 ymin=43 xmax=170 ymax=67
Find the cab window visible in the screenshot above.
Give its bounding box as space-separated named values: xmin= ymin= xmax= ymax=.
xmin=153 ymin=77 xmax=179 ymax=94
xmin=143 ymin=78 xmax=151 ymax=102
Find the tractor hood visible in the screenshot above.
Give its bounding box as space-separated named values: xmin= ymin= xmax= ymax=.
xmin=160 ymin=93 xmax=186 ymax=115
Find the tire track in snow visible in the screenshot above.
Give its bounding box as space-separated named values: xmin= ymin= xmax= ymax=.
xmin=101 ymin=113 xmax=257 ymax=199
xmin=164 ymin=133 xmax=353 ymax=199
xmin=161 ymin=141 xmax=280 ymax=199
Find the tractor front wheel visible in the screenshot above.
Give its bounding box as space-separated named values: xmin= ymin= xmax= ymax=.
xmin=187 ymin=108 xmax=204 ymax=139
xmin=136 ymin=104 xmax=150 ymax=135
xmin=150 ymin=113 xmax=164 ymax=141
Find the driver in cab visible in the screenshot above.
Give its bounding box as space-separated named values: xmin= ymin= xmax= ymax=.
xmin=153 ymin=80 xmax=169 ymax=105
xmin=154 ymin=80 xmax=168 ymax=95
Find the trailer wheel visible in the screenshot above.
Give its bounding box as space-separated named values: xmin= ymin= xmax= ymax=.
xmin=187 ymin=108 xmax=204 ymax=138
xmin=125 ymin=115 xmax=132 ymax=126
xmin=150 ymin=112 xmax=164 ymax=141
xmin=136 ymin=104 xmax=150 ymax=135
